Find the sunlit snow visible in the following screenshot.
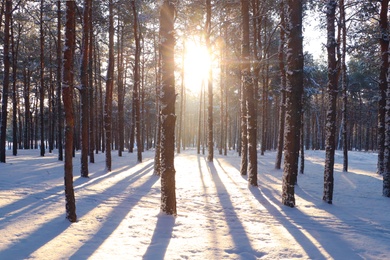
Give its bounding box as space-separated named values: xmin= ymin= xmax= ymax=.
xmin=0 ymin=149 xmax=389 ymax=259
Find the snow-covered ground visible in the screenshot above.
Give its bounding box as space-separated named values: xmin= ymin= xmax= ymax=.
xmin=0 ymin=148 xmax=389 ymax=259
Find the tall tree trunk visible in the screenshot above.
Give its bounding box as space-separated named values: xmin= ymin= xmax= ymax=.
xmin=159 ymin=0 xmax=176 ymax=215
xmin=132 ymin=0 xmax=142 ymax=163
xmin=340 ymin=0 xmax=348 ymax=172
xmin=80 ymin=0 xmax=91 ymax=177
xmin=117 ymin=23 xmax=124 ymax=157
xmin=39 ymin=0 xmax=45 ymax=157
xmin=88 ymin=2 xmax=94 ymax=163
xmin=104 ymin=0 xmax=114 ymax=171
xmin=282 ymin=0 xmax=304 ymax=207
xmin=206 ymin=0 xmax=213 ymax=162
xmin=177 ymin=42 xmax=185 ymax=154
xmin=63 ymin=0 xmax=77 ymax=222
xmin=241 ymin=0 xmax=257 ymax=186
xmin=11 ymin=20 xmax=20 ymax=156
xmin=57 ymin=0 xmax=63 ymax=161
xmin=323 ymin=0 xmax=338 ymax=204
xmin=380 ymin=0 xmax=390 ymax=196
xmin=275 ymin=0 xmax=286 ymax=170
xmin=0 ymin=0 xmax=11 ymax=163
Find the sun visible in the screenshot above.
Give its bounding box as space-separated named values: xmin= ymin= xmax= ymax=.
xmin=183 ymin=40 xmax=211 ymax=94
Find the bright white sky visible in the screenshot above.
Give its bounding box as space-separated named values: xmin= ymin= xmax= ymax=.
xmin=303 ymin=15 xmax=326 ymax=61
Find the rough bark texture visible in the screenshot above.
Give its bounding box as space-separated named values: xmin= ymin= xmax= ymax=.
xmin=282 ymin=0 xmax=304 ymax=207
xmin=241 ymin=0 xmax=257 ymax=186
xmin=275 ymin=0 xmax=286 ymax=170
xmin=63 ymin=0 xmax=77 ymax=222
xmin=80 ymin=0 xmax=91 ymax=177
xmin=0 ymin=0 xmax=11 ymax=163
xmin=380 ymin=0 xmax=390 ymax=196
xmin=104 ymin=0 xmax=114 ymax=171
xmin=159 ymin=0 xmax=177 ymax=215
xmin=323 ymin=0 xmax=338 ymax=204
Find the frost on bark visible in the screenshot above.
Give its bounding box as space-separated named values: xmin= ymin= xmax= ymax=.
xmin=159 ymin=0 xmax=177 ymax=215
xmin=323 ymin=0 xmax=338 ymax=204
xmin=380 ymin=0 xmax=390 ymax=196
xmin=282 ymin=0 xmax=304 ymax=207
xmin=241 ymin=0 xmax=257 ymax=186
xmin=275 ymin=0 xmax=286 ymax=170
xmin=63 ymin=0 xmax=77 ymax=222
xmin=104 ymin=0 xmax=114 ymax=172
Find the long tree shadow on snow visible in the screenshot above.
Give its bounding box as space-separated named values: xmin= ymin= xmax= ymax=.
xmin=205 ymin=159 xmax=264 ymax=259
xmin=142 ymin=214 xmax=175 ymax=260
xmin=250 ymin=182 xmax=364 ymax=259
xmin=0 ymin=161 xmax=157 ymax=259
xmin=70 ymin=161 xmax=158 ymax=259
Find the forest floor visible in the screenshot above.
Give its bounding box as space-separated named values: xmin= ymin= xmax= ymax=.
xmin=0 ymin=148 xmax=389 ymax=259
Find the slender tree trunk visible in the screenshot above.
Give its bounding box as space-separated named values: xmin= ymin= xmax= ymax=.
xmin=39 ymin=0 xmax=45 ymax=157
xmin=63 ymin=0 xmax=77 ymax=222
xmin=104 ymin=0 xmax=114 ymax=171
xmin=80 ymin=0 xmax=91 ymax=177
xmin=159 ymin=0 xmax=177 ymax=215
xmin=117 ymin=23 xmax=124 ymax=157
xmin=57 ymin=0 xmax=63 ymax=161
xmin=323 ymin=0 xmax=338 ymax=204
xmin=88 ymin=2 xmax=94 ymax=163
xmin=177 ymin=42 xmax=185 ymax=154
xmin=11 ymin=21 xmax=20 ymax=156
xmin=132 ymin=0 xmax=142 ymax=163
xmin=205 ymin=0 xmax=213 ymax=162
xmin=340 ymin=0 xmax=348 ymax=173
xmin=380 ymin=0 xmax=390 ymax=196
xmin=0 ymin=0 xmax=11 ymax=163
xmin=282 ymin=0 xmax=304 ymax=207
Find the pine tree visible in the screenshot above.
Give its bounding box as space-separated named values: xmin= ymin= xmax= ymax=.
xmin=63 ymin=0 xmax=77 ymax=222
xmin=282 ymin=0 xmax=304 ymax=207
xmin=323 ymin=0 xmax=338 ymax=204
xmin=159 ymin=0 xmax=177 ymax=215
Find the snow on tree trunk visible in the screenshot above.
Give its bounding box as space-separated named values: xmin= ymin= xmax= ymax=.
xmin=323 ymin=0 xmax=338 ymax=204
xmin=282 ymin=0 xmax=304 ymax=207
xmin=159 ymin=0 xmax=177 ymax=215
xmin=241 ymin=0 xmax=257 ymax=186
xmin=380 ymin=0 xmax=390 ymax=196
xmin=275 ymin=0 xmax=286 ymax=170
xmin=63 ymin=0 xmax=77 ymax=222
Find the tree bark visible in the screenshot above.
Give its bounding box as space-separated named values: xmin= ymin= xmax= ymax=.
xmin=0 ymin=0 xmax=11 ymax=163
xmin=282 ymin=0 xmax=304 ymax=207
xmin=380 ymin=0 xmax=390 ymax=196
xmin=132 ymin=0 xmax=142 ymax=163
xmin=206 ymin=0 xmax=213 ymax=162
xmin=39 ymin=0 xmax=45 ymax=157
xmin=241 ymin=0 xmax=257 ymax=186
xmin=275 ymin=0 xmax=286 ymax=170
xmin=159 ymin=0 xmax=177 ymax=215
xmin=104 ymin=0 xmax=114 ymax=171
xmin=323 ymin=0 xmax=338 ymax=204
xmin=63 ymin=0 xmax=77 ymax=222
xmin=57 ymin=0 xmax=63 ymax=161
xmin=80 ymin=0 xmax=91 ymax=177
